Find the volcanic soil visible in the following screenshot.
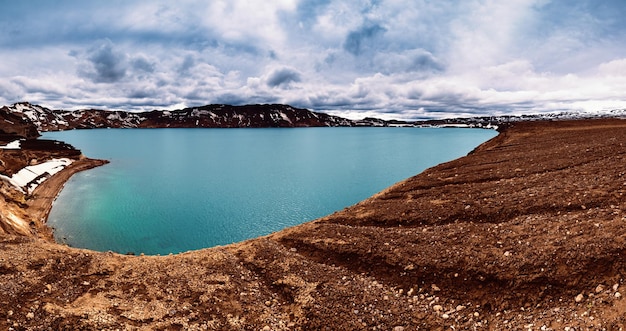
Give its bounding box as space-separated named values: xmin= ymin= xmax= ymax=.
xmin=2 ymin=119 xmax=626 ymax=330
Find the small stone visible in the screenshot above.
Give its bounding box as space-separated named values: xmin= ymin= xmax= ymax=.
xmin=265 ymin=300 xmax=272 ymax=307
xmin=26 ymin=312 xmax=34 ymax=319
xmin=81 ymin=281 xmax=90 ymax=286
xmin=45 ymin=284 xmax=52 ymax=292
xmin=473 ymin=312 xmax=480 ymax=317
xmin=504 ymin=251 xmax=512 ymax=257
xmin=407 ymin=288 xmax=414 ymax=296
xmin=575 ymin=293 xmax=584 ymax=303
xmin=289 ymin=247 xmax=297 ymax=252
xmin=613 ymin=284 xmax=620 ymax=292
xmin=431 ymin=284 xmax=441 ymax=292
xmin=262 ymin=326 xmax=271 ymax=331
xmin=456 ymin=305 xmax=466 ymax=311
xmin=615 ymin=292 xmax=622 ymax=298
xmin=564 ymin=327 xmax=571 ymax=331
xmin=433 ymin=305 xmax=443 ymax=312
xmin=7 ymin=310 xmax=13 ymax=316
xmin=595 ymin=284 xmax=605 ymax=293
xmin=393 ymin=327 xmax=404 ymax=331
xmin=383 ymin=295 xmax=389 ymax=300
xmin=442 ymin=313 xmax=450 ymax=319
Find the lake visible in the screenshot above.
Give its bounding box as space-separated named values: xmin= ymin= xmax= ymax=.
xmin=43 ymin=127 xmax=497 ymax=255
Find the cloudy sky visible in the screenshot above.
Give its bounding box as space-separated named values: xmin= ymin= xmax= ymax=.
xmin=1 ymin=0 xmax=625 ymax=120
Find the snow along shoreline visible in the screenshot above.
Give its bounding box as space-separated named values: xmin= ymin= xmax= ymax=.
xmin=0 ymin=158 xmax=73 ymax=194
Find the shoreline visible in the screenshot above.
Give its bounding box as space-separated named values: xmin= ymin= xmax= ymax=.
xmin=25 ymin=157 xmax=109 ymax=240
xmin=3 ymin=118 xmax=626 ymax=329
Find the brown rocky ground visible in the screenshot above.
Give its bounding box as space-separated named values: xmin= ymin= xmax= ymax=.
xmin=2 ymin=119 xmax=626 ymax=330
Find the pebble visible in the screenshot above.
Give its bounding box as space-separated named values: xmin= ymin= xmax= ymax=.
xmin=442 ymin=313 xmax=450 ymax=319
xmin=393 ymin=327 xmax=405 ymax=331
xmin=615 ymin=292 xmax=622 ymax=298
xmin=456 ymin=305 xmax=466 ymax=311
xmin=264 ymin=300 xmax=272 ymax=307
xmin=473 ymin=312 xmax=480 ymax=317
xmin=504 ymin=251 xmax=512 ymax=257
xmin=433 ymin=305 xmax=443 ymax=312
xmin=431 ymin=284 xmax=441 ymax=292
xmin=45 ymin=284 xmax=52 ymax=292
xmin=81 ymin=281 xmax=90 ymax=286
xmin=262 ymin=326 xmax=271 ymax=331
xmin=595 ymin=284 xmax=605 ymax=293
xmin=613 ymin=284 xmax=620 ymax=291
xmin=575 ymin=293 xmax=584 ymax=303
xmin=26 ymin=312 xmax=34 ymax=319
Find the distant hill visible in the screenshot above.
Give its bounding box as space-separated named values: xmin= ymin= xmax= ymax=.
xmin=0 ymin=102 xmax=375 ymax=133
xmin=3 ymin=102 xmax=626 ymax=138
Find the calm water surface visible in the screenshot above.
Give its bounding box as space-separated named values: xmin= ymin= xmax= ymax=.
xmin=43 ymin=128 xmax=497 ymax=255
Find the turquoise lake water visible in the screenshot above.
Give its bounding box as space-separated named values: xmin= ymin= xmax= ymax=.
xmin=43 ymin=127 xmax=497 ymax=255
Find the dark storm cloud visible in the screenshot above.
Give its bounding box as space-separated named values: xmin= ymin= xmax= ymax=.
xmin=343 ymin=22 xmax=387 ymax=56
xmin=131 ymin=56 xmax=156 ymax=73
xmin=82 ymin=40 xmax=128 ymax=83
xmin=266 ymin=67 xmax=302 ymax=88
xmin=375 ymin=49 xmax=445 ymax=75
xmin=294 ymin=0 xmax=333 ymax=27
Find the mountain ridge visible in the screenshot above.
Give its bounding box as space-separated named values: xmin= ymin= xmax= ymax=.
xmin=3 ymin=102 xmax=626 ymax=137
xmin=1 ymin=102 xmax=364 ymax=133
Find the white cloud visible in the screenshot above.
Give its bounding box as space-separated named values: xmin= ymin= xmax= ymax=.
xmin=0 ymin=0 xmax=625 ymax=119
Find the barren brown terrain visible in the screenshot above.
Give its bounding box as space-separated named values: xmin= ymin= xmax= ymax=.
xmin=2 ymin=119 xmax=626 ymax=330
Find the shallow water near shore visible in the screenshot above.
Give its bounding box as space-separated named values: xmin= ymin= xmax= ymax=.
xmin=43 ymin=128 xmax=496 ymax=255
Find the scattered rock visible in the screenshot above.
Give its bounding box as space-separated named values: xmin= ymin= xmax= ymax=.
xmin=575 ymin=293 xmax=584 ymax=303
xmin=26 ymin=312 xmax=34 ymax=319
xmin=393 ymin=327 xmax=404 ymax=331
xmin=433 ymin=305 xmax=443 ymax=312
xmin=595 ymin=284 xmax=605 ymax=293
xmin=615 ymin=292 xmax=622 ymax=298
xmin=431 ymin=284 xmax=441 ymax=292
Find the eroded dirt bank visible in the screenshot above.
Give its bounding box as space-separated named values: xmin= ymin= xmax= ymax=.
xmin=2 ymin=119 xmax=626 ymax=330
